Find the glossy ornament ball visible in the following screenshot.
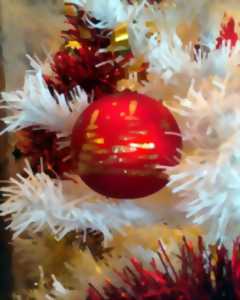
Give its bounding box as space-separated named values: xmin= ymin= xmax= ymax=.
xmin=71 ymin=92 xmax=182 ymax=199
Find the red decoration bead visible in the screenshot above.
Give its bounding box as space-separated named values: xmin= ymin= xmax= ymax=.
xmin=71 ymin=92 xmax=182 ymax=199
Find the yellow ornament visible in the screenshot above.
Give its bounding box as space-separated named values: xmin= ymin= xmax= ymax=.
xmin=109 ymin=22 xmax=129 ymax=52
xmin=64 ymin=3 xmax=78 ymax=17
xmin=65 ymin=40 xmax=82 ymax=50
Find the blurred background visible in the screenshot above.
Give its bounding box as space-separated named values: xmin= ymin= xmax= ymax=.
xmin=2 ymin=0 xmax=64 ymax=89
xmin=0 ymin=1 xmax=64 ymax=298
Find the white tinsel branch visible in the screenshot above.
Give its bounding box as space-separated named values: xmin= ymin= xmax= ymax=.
xmin=138 ymin=36 xmax=240 ymax=102
xmin=27 ymin=54 xmax=54 ymax=77
xmin=0 ymin=161 xmax=154 ymax=240
xmin=64 ymin=0 xmax=132 ymax=28
xmin=1 ymin=66 xmax=88 ymax=135
xmin=147 ymin=33 xmax=240 ymax=83
xmin=167 ymin=75 xmax=240 ymax=244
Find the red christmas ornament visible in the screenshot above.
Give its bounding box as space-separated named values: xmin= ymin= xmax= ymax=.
xmin=71 ymin=92 xmax=182 ymax=198
xmin=216 ymin=17 xmax=238 ymax=49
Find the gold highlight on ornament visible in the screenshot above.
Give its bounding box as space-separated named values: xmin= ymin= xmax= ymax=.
xmin=112 ymin=145 xmax=137 ymax=154
xmin=129 ymin=100 xmax=138 ymax=115
xmin=129 ymin=142 xmax=156 ymax=150
xmin=93 ymin=138 xmax=105 ymax=145
xmin=87 ymin=110 xmax=100 ymax=131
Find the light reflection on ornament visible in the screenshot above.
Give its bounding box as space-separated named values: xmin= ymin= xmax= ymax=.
xmin=112 ymin=145 xmax=137 ymax=153
xmin=129 ymin=142 xmax=156 ymax=150
xmin=93 ymin=138 xmax=105 ymax=145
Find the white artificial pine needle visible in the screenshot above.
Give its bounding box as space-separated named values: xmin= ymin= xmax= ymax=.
xmin=167 ymin=74 xmax=240 ymax=245
xmin=0 ymin=161 xmax=154 ymax=240
xmin=64 ymin=0 xmax=131 ymax=28
xmin=1 ymin=62 xmax=88 ymax=136
xmin=147 ymin=32 xmax=240 ymax=83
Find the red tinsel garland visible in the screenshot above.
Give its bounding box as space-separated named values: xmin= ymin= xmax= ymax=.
xmin=14 ymin=129 xmax=71 ymax=175
xmin=46 ymin=9 xmax=131 ymax=99
xmin=87 ymin=237 xmax=240 ymax=300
